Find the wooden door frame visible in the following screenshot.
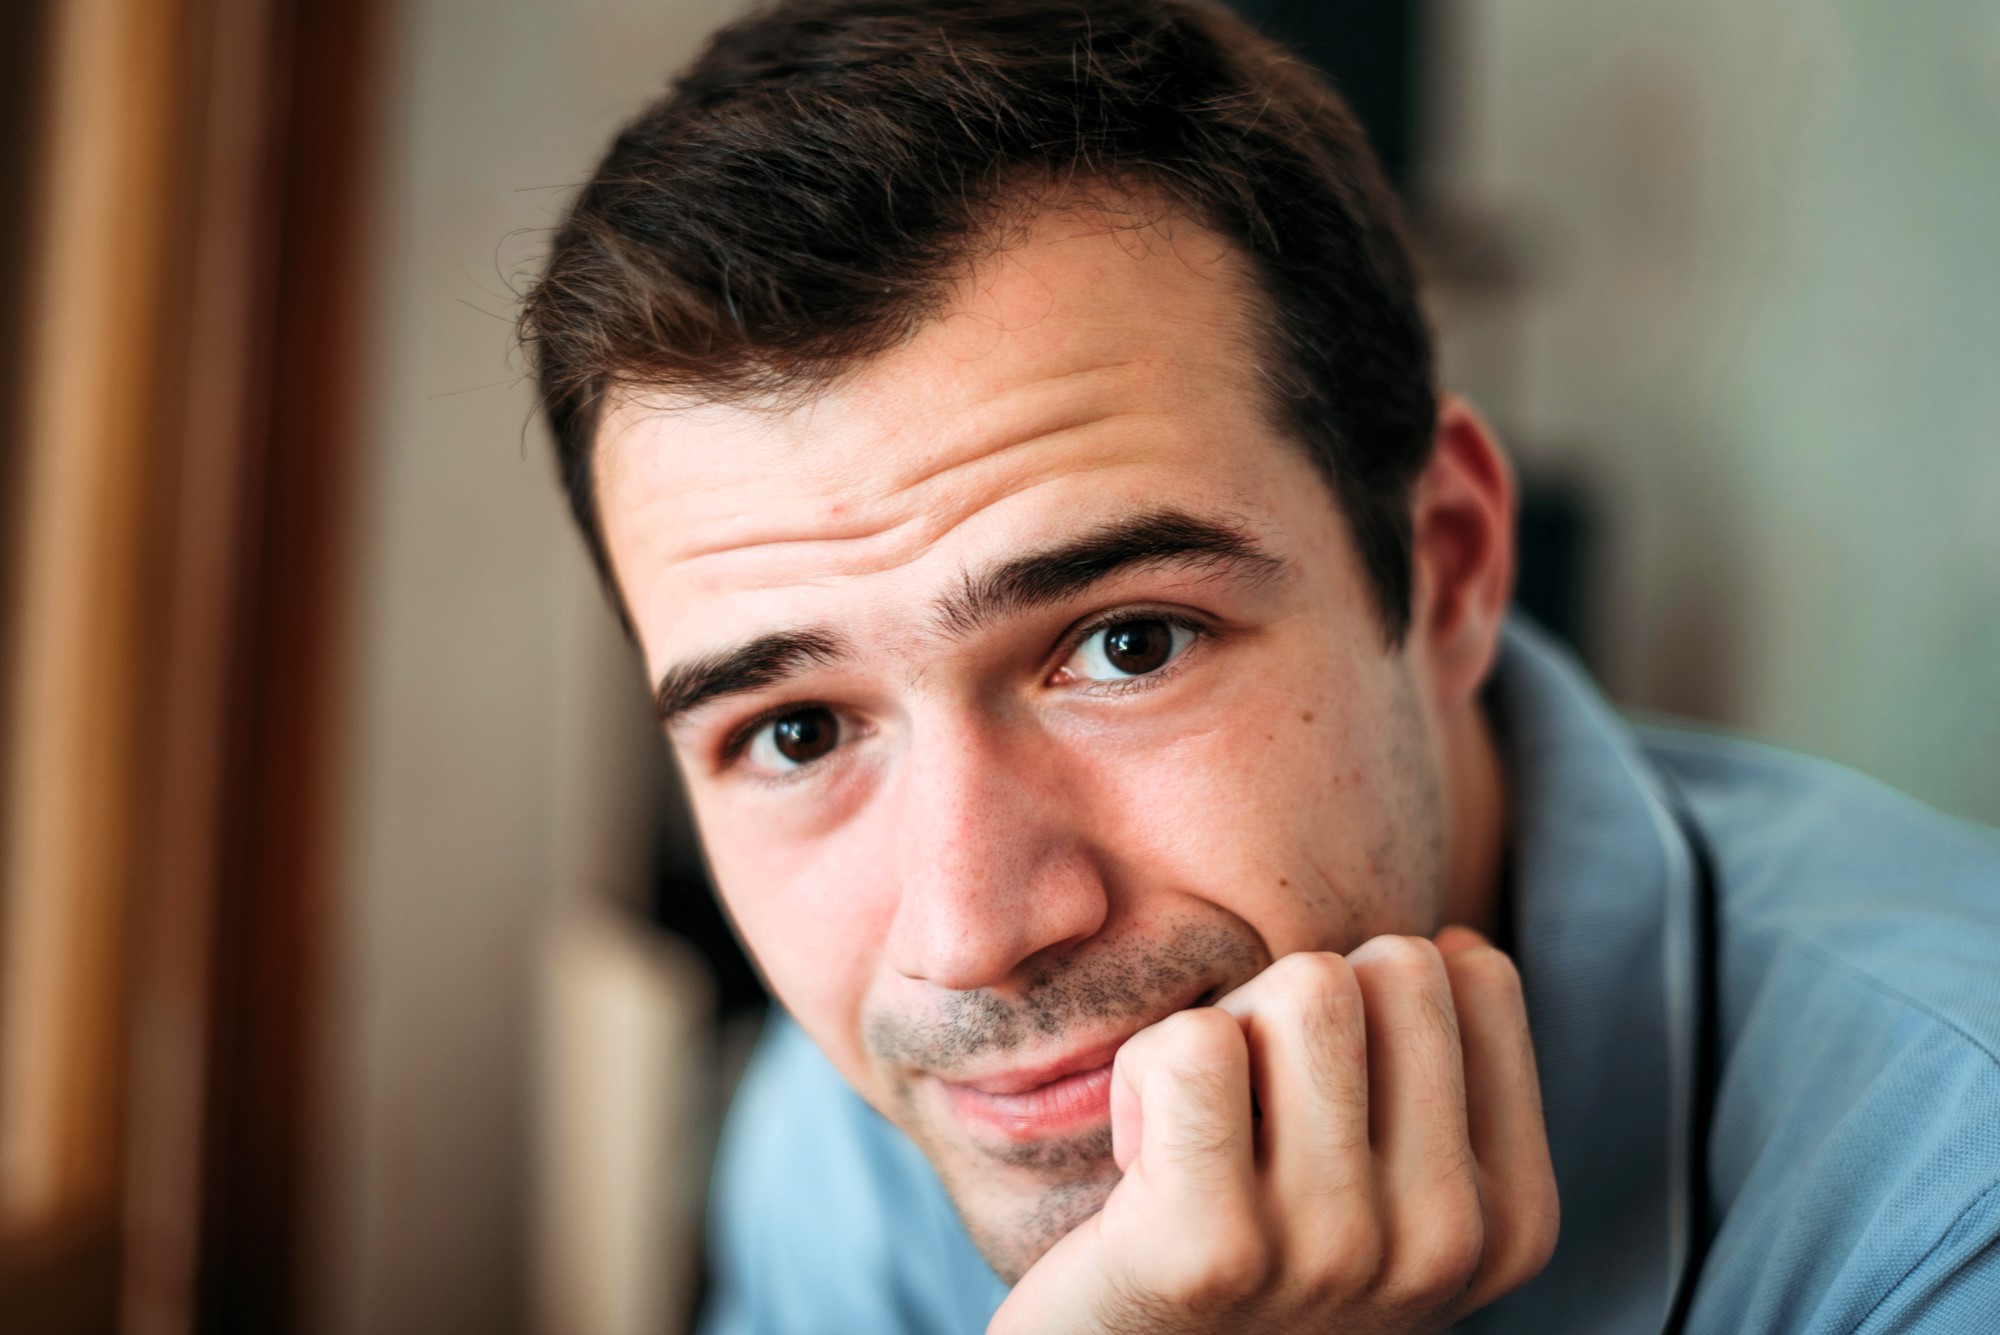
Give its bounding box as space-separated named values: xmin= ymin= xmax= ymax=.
xmin=179 ymin=1 xmax=386 ymax=1328
xmin=0 ymin=0 xmax=385 ymax=1329
xmin=130 ymin=0 xmax=388 ymax=1329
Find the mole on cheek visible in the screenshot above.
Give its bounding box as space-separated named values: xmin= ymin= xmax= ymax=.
xmin=1300 ymin=711 xmax=1314 ymax=723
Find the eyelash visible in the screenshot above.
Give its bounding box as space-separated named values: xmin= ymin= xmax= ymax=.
xmin=1056 ymin=607 xmax=1212 ymax=695
xmin=719 ymin=698 xmax=836 ymax=768
xmin=714 ymin=606 xmax=1216 ymax=775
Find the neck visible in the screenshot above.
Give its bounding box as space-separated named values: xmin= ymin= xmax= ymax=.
xmin=1438 ymin=699 xmax=1508 ymax=940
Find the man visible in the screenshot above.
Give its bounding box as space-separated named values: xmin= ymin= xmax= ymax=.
xmin=520 ymin=1 xmax=2000 ymax=1330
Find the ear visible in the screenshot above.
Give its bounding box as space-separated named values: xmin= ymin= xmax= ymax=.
xmin=1407 ymin=394 xmax=1516 ymax=703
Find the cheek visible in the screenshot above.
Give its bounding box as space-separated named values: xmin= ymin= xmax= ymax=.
xmin=1074 ymin=676 xmax=1405 ymax=952
xmin=697 ymin=800 xmax=897 ymax=1078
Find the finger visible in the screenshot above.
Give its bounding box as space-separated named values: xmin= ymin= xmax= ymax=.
xmin=1437 ymin=938 xmax=1542 ymax=1175
xmin=1214 ymin=953 xmax=1375 ymax=1245
xmin=1347 ymin=935 xmax=1484 ymax=1304
xmin=1440 ymin=939 xmax=1559 ymax=1303
xmin=1107 ymin=1007 xmax=1268 ymax=1305
xmin=1433 ymin=923 xmax=1490 ymax=957
xmin=1112 ymin=1006 xmax=1257 ymax=1208
xmin=1347 ymin=935 xmax=1471 ymax=1176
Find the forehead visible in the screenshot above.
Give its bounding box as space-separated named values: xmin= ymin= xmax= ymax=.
xmin=593 ymin=206 xmax=1306 ymax=673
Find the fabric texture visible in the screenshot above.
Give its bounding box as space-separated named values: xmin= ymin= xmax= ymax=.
xmin=699 ymin=619 xmax=2000 ymax=1334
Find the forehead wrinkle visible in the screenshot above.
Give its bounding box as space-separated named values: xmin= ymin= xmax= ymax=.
xmin=648 ymin=399 xmax=1160 ymax=591
xmin=834 ymin=404 xmax=1138 ymax=515
xmin=662 ymin=402 xmax=1161 ymax=575
xmin=844 ymin=344 xmax=1152 ymax=448
xmin=663 ymin=432 xmax=1167 ymax=596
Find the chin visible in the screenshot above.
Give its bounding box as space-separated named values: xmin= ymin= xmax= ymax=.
xmin=895 ymin=1063 xmax=1126 ymax=1280
xmin=892 ymin=1081 xmax=1125 ymax=1282
xmin=944 ymin=1144 xmax=1123 ymax=1284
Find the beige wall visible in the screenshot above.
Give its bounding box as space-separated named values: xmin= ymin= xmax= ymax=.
xmin=1436 ymin=0 xmax=2000 ymax=826
xmin=312 ymin=1 xmax=744 ymax=1331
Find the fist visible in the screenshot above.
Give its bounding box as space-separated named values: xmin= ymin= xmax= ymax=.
xmin=986 ymin=929 xmax=1559 ymax=1334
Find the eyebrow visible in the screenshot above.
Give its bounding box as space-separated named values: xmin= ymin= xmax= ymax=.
xmin=654 ymin=628 xmax=848 ymax=725
xmin=929 ymin=507 xmax=1285 ymax=638
xmin=653 ymin=508 xmax=1283 ymax=728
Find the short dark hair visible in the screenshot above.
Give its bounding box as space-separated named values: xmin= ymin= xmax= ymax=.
xmin=521 ymin=0 xmax=1436 ymax=640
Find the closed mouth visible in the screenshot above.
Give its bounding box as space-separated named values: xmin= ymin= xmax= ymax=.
xmin=930 ymin=982 xmax=1225 ymax=1141
xmin=937 ymin=1058 xmax=1118 ymax=1140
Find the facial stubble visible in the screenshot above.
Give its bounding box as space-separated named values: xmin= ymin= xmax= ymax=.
xmin=865 ymin=663 xmax=1449 ymax=1284
xmin=868 ymin=920 xmax=1260 ymax=1282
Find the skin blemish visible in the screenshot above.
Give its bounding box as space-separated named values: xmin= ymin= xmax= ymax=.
xmin=1301 ymin=710 xmax=1314 ymax=723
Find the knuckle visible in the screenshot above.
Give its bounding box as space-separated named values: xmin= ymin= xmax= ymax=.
xmin=1514 ymin=1214 xmax=1560 ymax=1287
xmin=1157 ymin=1003 xmax=1246 ymax=1067
xmin=1489 ymin=1181 xmax=1561 ymax=1291
xmin=1430 ymin=1208 xmax=1488 ymax=1285
xmin=1448 ymin=942 xmax=1523 ymax=1000
xmin=1160 ymin=1222 xmax=1272 ymax=1309
xmin=1525 ymin=1192 xmax=1561 ymax=1274
xmin=1266 ymin=948 xmax=1352 ymax=999
xmin=1265 ymin=951 xmax=1362 ymax=1034
xmin=1352 ymin=933 xmax=1445 ymax=985
xmin=1380 ymin=1204 xmax=1484 ymax=1310
xmin=1127 ymin=1003 xmax=1233 ymax=1069
xmin=1389 ymin=1266 xmax=1477 ymax=1314
xmin=1196 ymin=1229 xmax=1275 ymax=1305
xmin=1298 ymin=1212 xmax=1382 ymax=1298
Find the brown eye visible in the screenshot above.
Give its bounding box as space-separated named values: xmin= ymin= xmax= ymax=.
xmin=768 ymin=707 xmax=838 ymax=765
xmin=1055 ymin=615 xmax=1197 ymax=687
xmin=1102 ymin=619 xmax=1174 ymax=675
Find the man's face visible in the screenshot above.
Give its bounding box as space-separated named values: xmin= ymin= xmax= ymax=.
xmin=595 ymin=206 xmax=1453 ymax=1280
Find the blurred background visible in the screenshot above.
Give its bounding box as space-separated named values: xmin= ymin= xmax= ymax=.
xmin=0 ymin=0 xmax=1994 ymax=1331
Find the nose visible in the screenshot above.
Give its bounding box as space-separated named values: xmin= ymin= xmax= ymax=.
xmin=883 ymin=713 xmax=1108 ymax=991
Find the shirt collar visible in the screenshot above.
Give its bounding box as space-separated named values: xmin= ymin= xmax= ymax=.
xmin=1471 ymin=618 xmax=1703 ymax=1333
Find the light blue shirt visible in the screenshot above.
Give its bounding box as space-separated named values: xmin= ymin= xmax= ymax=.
xmin=701 ymin=621 xmax=2000 ymax=1333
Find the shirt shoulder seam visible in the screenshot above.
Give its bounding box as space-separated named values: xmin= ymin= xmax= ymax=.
xmin=1767 ymin=924 xmax=2000 ymax=1073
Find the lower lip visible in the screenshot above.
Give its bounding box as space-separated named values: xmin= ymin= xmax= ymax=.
xmin=941 ymin=1063 xmax=1115 ymax=1140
